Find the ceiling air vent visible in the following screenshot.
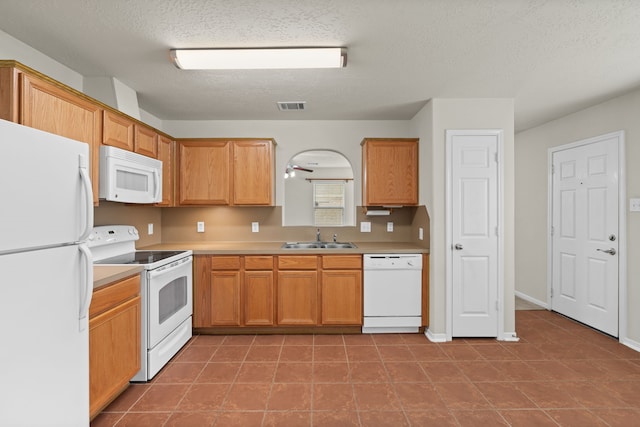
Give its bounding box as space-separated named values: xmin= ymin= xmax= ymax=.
xmin=277 ymin=101 xmax=306 ymax=111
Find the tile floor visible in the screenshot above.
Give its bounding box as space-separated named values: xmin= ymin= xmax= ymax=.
xmin=91 ymin=310 xmax=640 ymax=427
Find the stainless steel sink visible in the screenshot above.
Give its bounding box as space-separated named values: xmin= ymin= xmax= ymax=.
xmin=281 ymin=242 xmax=357 ymax=249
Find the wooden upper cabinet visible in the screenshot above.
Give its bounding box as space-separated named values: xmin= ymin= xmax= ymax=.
xmin=177 ymin=139 xmax=230 ymax=205
xmin=155 ymin=135 xmax=174 ymax=206
xmin=232 ymin=140 xmax=275 ymax=205
xmin=102 ymin=110 xmax=134 ymax=151
xmin=361 ymin=138 xmax=419 ymax=206
xmin=20 ymin=73 xmax=102 ymax=205
xmin=134 ymin=124 xmax=158 ymax=158
xmin=176 ymin=138 xmax=275 ymax=206
xmin=103 ymin=111 xmax=157 ymax=158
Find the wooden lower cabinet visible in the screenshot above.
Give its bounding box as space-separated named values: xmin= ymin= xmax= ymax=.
xmin=89 ymin=275 xmax=141 ymax=420
xmin=321 ymin=255 xmax=362 ymax=325
xmin=244 ymin=256 xmax=275 ymax=325
xmin=193 ymin=254 xmax=368 ymax=330
xmin=277 ymin=270 xmax=318 ymax=325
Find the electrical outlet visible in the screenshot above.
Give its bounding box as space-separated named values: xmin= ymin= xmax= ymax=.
xmin=197 ymin=221 xmax=205 ymax=233
xmin=630 ymin=198 xmax=640 ymax=212
xmin=387 ymin=222 xmax=394 ymax=232
xmin=419 ymin=227 xmax=424 ymax=240
xmin=147 ymin=223 xmax=154 ymax=235
xmin=252 ymin=222 xmax=259 ymax=233
xmin=360 ymin=221 xmax=371 ymax=232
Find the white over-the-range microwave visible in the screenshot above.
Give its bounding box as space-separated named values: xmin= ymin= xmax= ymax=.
xmin=99 ymin=145 xmax=162 ymax=204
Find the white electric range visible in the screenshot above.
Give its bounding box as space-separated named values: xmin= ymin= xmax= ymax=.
xmin=89 ymin=225 xmax=193 ymax=382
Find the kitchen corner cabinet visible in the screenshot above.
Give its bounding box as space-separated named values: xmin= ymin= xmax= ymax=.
xmin=89 ymin=274 xmax=141 ymax=420
xmin=361 ymin=138 xmax=419 ymax=206
xmin=321 ymin=255 xmax=362 ymax=325
xmin=176 ymin=138 xmax=275 ymax=206
xmin=0 ymin=65 xmax=102 ymax=205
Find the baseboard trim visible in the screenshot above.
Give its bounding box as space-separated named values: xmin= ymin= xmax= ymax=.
xmin=515 ymin=291 xmax=549 ymax=309
xmin=499 ymin=331 xmax=520 ymax=342
xmin=425 ymin=329 xmax=448 ymax=342
xmin=620 ymin=336 xmax=640 ymax=353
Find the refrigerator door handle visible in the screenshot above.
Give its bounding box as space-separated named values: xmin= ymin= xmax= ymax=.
xmin=78 ymin=243 xmax=93 ymax=332
xmin=78 ymin=154 xmax=94 ymax=242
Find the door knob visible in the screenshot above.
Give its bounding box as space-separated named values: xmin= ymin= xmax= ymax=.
xmin=597 ymin=248 xmax=616 ymax=256
xmin=454 ymin=243 xmax=463 ymax=250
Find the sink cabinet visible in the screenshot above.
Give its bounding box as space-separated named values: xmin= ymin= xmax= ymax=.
xmin=89 ymin=274 xmax=141 ymax=420
xmin=277 ymin=256 xmax=319 ymax=325
xmin=361 ymin=138 xmax=419 ymax=206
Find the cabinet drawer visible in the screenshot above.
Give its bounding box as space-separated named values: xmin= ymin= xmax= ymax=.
xmin=211 ymin=256 xmax=241 ymax=270
xmin=245 ymin=256 xmax=273 ymax=270
xmin=278 ymin=256 xmax=318 ymax=270
xmin=322 ymin=255 xmax=361 ymax=270
xmin=90 ymin=274 xmax=140 ymax=318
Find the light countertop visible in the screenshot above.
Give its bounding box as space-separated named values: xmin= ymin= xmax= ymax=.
xmin=93 ymin=265 xmax=143 ymax=290
xmin=139 ymin=241 xmax=428 ymax=255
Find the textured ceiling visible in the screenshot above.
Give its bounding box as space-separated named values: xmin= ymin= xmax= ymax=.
xmin=1 ymin=0 xmax=639 ymax=131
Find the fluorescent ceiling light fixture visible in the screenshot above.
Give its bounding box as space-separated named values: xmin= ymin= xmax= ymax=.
xmin=170 ymin=47 xmax=347 ymax=70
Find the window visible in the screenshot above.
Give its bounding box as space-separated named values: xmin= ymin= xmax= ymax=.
xmin=313 ymin=181 xmax=345 ymax=226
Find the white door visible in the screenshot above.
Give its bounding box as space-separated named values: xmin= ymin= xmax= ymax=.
xmin=551 ymin=135 xmax=619 ymax=337
xmin=449 ymin=131 xmax=500 ymax=337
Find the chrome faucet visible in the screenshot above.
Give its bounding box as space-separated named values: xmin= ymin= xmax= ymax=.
xmin=316 ymin=228 xmax=321 ymax=242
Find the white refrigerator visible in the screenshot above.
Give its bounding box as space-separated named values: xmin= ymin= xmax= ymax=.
xmin=0 ymin=119 xmax=94 ymax=427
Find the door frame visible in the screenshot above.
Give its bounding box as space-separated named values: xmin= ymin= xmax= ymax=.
xmin=546 ymin=130 xmax=626 ymax=340
xmin=445 ymin=129 xmax=504 ymax=341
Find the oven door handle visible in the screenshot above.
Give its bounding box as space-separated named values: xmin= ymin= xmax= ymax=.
xmin=148 ymin=257 xmax=192 ymax=279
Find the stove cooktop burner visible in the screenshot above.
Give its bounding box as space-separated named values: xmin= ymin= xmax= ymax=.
xmin=93 ymin=251 xmax=186 ymax=265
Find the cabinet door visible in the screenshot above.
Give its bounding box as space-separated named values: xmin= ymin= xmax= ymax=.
xmin=156 ymin=135 xmax=174 ymax=206
xmin=232 ymin=140 xmax=274 ymax=205
xmin=21 ymin=73 xmax=102 ymax=204
xmin=210 ymin=271 xmax=241 ymax=326
xmin=362 ymin=138 xmax=418 ymax=206
xmin=177 ymin=140 xmax=230 ymax=205
xmin=89 ymin=296 xmax=141 ymax=418
xmin=321 ymin=270 xmax=362 ymax=325
xmin=277 ymin=271 xmax=318 ymax=325
xmin=134 ymin=124 xmax=158 ymax=158
xmin=244 ymin=271 xmax=274 ymax=326
xmin=102 ymin=110 xmax=134 ymax=151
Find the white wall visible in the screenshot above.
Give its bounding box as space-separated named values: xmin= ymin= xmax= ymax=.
xmin=411 ymin=98 xmax=515 ymax=339
xmin=0 ymin=29 xmax=83 ymax=91
xmin=516 ymin=87 xmax=640 ymax=347
xmin=163 ymin=120 xmax=414 ymax=207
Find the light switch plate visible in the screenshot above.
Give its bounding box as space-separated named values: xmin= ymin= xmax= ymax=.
xmin=630 ymin=198 xmax=640 ymax=212
xmin=387 ymin=222 xmax=394 ymax=232
xmin=360 ymin=221 xmax=371 ymax=232
xmin=197 ymin=221 xmax=205 ymax=233
xmin=252 ymin=222 xmax=259 ymax=232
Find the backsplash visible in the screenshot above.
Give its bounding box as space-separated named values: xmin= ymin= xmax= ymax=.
xmin=94 ymin=204 xmax=430 ymax=248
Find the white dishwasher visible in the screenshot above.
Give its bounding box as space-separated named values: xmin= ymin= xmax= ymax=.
xmin=362 ymin=254 xmax=422 ymax=333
